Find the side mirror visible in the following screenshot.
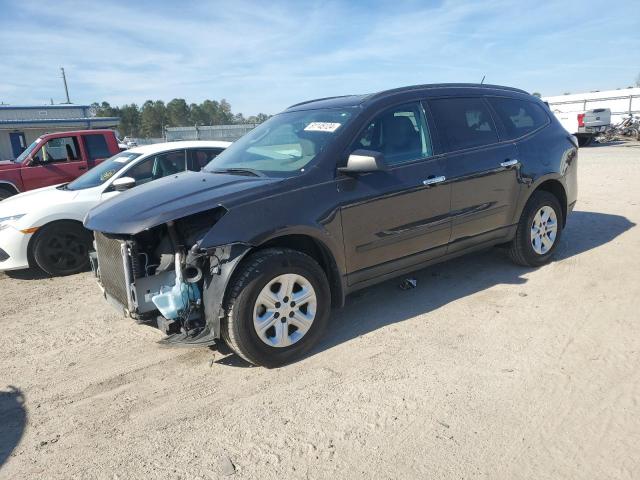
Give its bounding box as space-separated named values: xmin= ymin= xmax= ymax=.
xmin=338 ymin=149 xmax=386 ymax=174
xmin=112 ymin=176 xmax=136 ymax=192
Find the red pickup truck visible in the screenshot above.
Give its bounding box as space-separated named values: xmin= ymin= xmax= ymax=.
xmin=0 ymin=129 xmax=122 ymax=200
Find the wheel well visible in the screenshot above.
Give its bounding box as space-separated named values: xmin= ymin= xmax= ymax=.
xmin=0 ymin=184 xmax=19 ymax=196
xmin=27 ymin=219 xmax=92 ymax=266
xmin=255 ymin=234 xmax=344 ymax=308
xmin=534 ymin=180 xmax=567 ymax=226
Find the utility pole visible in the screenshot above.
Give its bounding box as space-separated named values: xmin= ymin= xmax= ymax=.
xmin=60 ymin=67 xmax=71 ymax=104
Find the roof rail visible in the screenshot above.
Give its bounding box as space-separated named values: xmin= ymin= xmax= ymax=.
xmin=287 ymin=94 xmax=359 ymax=109
xmin=285 ymin=84 xmax=530 ymax=110
xmin=366 ymin=83 xmax=529 ymax=102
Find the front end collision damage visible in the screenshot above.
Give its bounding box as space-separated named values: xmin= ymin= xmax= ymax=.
xmin=92 ymin=206 xmax=252 ymax=347
xmin=156 ymin=241 xmax=251 ymax=346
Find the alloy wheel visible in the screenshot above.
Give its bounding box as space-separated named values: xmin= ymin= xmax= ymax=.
xmin=42 ymin=232 xmax=88 ymax=270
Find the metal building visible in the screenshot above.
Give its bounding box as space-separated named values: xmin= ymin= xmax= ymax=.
xmin=0 ymin=105 xmax=119 ymax=160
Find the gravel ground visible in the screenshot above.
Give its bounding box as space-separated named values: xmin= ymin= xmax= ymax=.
xmin=1 ymin=142 xmax=639 ymax=479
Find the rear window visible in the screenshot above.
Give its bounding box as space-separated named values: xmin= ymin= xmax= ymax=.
xmin=429 ymin=98 xmax=499 ymax=151
xmin=488 ymin=97 xmax=549 ymax=139
xmin=84 ymin=134 xmax=111 ymax=160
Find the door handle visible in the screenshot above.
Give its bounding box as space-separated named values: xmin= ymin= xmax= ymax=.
xmin=422 ymin=175 xmax=446 ymax=186
xmin=500 ymin=159 xmax=519 ymax=168
xmin=78 ymin=166 xmax=87 ymax=170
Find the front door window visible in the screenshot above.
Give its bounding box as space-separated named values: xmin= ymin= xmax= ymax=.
xmin=351 ymin=103 xmax=433 ymax=166
xmin=125 ymin=150 xmax=187 ymax=186
xmin=34 ymin=136 xmax=81 ymax=163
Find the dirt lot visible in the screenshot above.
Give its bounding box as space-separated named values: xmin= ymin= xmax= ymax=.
xmin=1 ymin=142 xmax=639 ymax=479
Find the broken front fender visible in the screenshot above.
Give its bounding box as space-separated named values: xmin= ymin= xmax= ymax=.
xmin=172 ymin=243 xmax=251 ymax=345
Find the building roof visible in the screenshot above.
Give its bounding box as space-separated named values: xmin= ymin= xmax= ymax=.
xmin=0 ymin=117 xmax=119 ymax=125
xmin=0 ymin=104 xmax=92 ymax=110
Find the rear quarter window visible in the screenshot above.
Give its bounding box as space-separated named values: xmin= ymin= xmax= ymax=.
xmin=84 ymin=134 xmax=111 ymax=160
xmin=488 ymin=97 xmax=549 ymax=139
xmin=428 ymin=97 xmax=499 ymax=151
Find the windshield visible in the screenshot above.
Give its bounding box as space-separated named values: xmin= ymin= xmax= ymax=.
xmin=65 ymin=151 xmax=142 ymax=191
xmin=15 ymin=138 xmax=42 ymax=163
xmin=204 ymin=108 xmax=355 ymax=177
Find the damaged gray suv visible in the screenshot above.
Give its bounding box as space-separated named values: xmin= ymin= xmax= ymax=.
xmin=85 ymin=84 xmax=578 ymax=367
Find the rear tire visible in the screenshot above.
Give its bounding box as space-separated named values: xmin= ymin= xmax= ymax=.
xmin=221 ymin=248 xmax=330 ymax=367
xmin=508 ymin=191 xmax=563 ymax=267
xmin=577 ymin=135 xmax=593 ymax=147
xmin=31 ymin=221 xmax=93 ymax=276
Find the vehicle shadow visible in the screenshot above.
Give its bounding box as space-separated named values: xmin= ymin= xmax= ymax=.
xmin=0 ymin=386 xmax=26 ymax=469
xmin=311 ymin=210 xmax=634 ymax=360
xmin=4 ymin=268 xmax=50 ymax=280
xmin=590 ymin=140 xmax=627 ymax=147
xmin=216 ymin=210 xmax=634 ymax=368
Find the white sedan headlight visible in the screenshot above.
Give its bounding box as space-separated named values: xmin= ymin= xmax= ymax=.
xmin=0 ymin=214 xmax=26 ymax=231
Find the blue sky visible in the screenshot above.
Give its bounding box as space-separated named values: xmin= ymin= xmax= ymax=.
xmin=1 ymin=0 xmax=639 ymax=115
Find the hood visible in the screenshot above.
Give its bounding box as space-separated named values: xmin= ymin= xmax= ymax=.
xmin=0 ymin=160 xmax=21 ymax=171
xmin=0 ymin=184 xmax=79 ymax=217
xmin=84 ymin=170 xmax=281 ymax=234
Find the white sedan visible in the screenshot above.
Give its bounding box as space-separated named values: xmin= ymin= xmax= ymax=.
xmin=0 ymin=141 xmax=230 ymax=276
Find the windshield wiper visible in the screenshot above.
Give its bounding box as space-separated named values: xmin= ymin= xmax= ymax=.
xmin=210 ymin=168 xmax=265 ymax=177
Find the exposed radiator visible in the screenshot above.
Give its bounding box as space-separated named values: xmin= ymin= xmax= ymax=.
xmin=94 ymin=232 xmax=130 ymax=308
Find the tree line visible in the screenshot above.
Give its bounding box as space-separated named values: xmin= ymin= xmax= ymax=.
xmin=92 ymin=99 xmax=270 ymax=138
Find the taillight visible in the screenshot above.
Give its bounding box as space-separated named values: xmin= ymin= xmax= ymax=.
xmin=577 ymin=113 xmax=585 ymax=127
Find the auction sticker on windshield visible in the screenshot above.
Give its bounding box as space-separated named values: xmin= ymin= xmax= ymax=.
xmin=304 ymin=122 xmax=341 ymax=132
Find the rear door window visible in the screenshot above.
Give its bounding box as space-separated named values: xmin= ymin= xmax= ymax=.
xmin=84 ymin=134 xmax=111 ymax=160
xmin=428 ymin=97 xmax=499 ymax=151
xmin=488 ymin=97 xmax=549 ymax=139
xmin=189 ymin=148 xmax=224 ymax=170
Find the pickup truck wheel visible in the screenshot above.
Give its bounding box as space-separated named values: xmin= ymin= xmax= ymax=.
xmin=0 ymin=187 xmax=16 ymax=201
xmin=221 ymin=248 xmax=330 ymax=367
xmin=32 ymin=222 xmax=93 ymax=276
xmin=508 ymin=191 xmax=563 ymax=267
xmin=577 ymin=135 xmax=593 ymax=147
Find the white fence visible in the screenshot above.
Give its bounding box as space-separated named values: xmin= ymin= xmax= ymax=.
xmin=124 ymin=124 xmax=258 ymax=146
xmin=131 ymin=137 xmax=164 ymax=145
xmin=166 ymin=124 xmax=258 ymax=142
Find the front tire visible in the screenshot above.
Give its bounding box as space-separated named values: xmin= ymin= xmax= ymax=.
xmin=221 ymin=248 xmax=330 ymax=367
xmin=508 ymin=191 xmax=563 ymax=267
xmin=31 ymin=221 xmax=93 ymax=276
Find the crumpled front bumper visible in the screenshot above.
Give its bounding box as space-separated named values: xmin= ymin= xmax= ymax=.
xmin=91 ymin=238 xmax=252 ymax=345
